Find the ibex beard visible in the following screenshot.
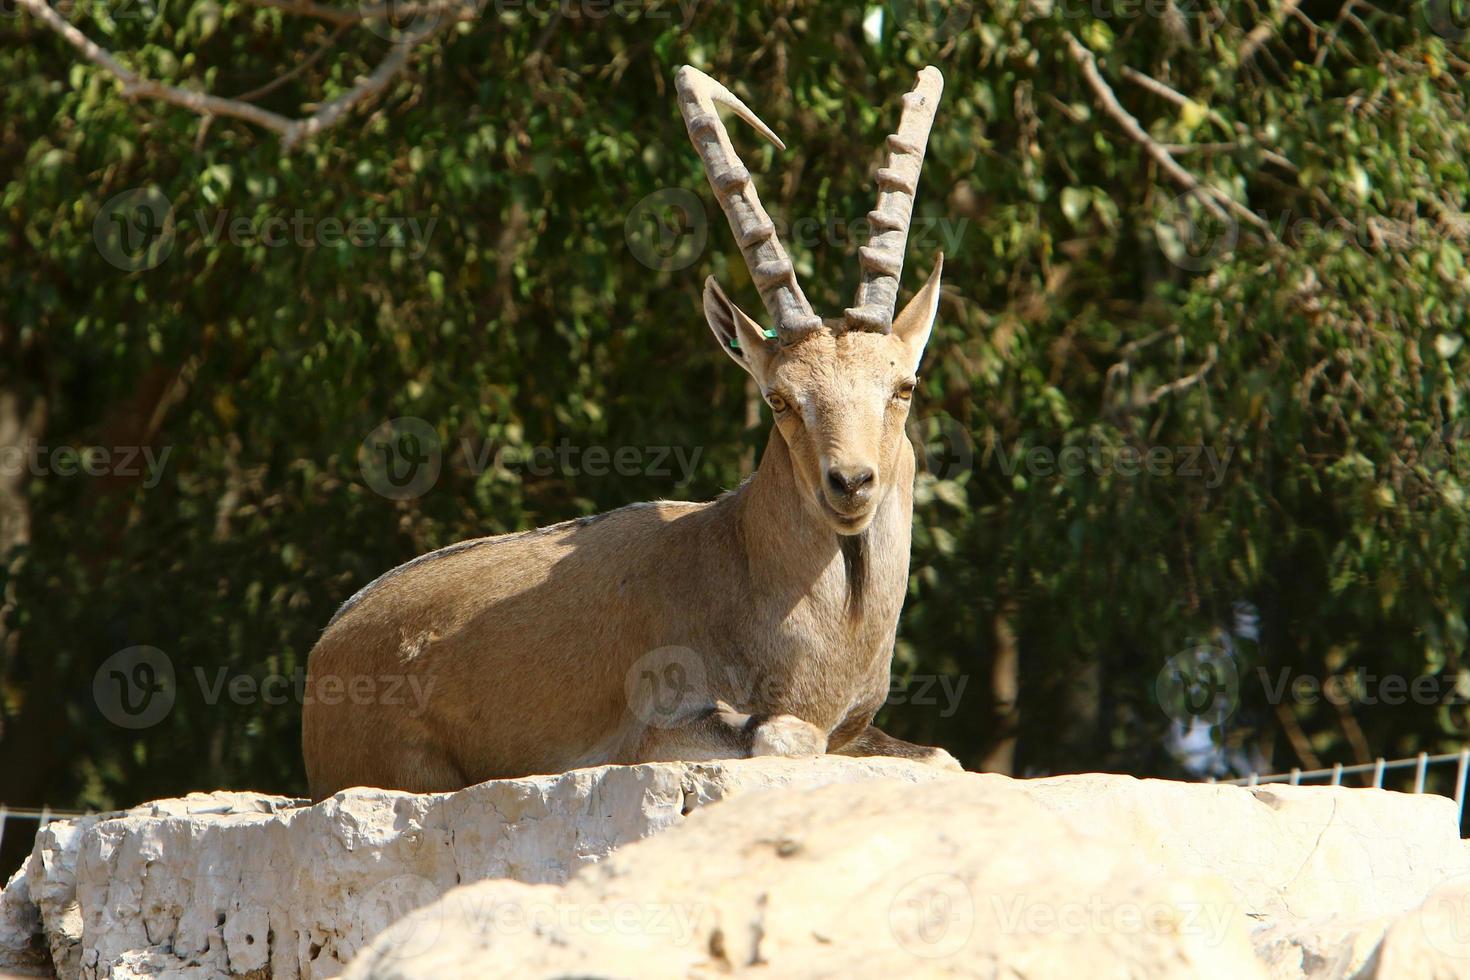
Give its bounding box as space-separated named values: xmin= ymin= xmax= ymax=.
xmin=302 ymin=64 xmax=962 ymax=801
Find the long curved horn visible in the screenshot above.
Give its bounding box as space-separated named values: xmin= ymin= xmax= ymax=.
xmin=844 ymin=66 xmax=944 ymax=334
xmin=675 ymin=66 xmax=823 ymax=345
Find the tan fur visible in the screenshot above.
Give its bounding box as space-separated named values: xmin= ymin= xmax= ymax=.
xmin=302 ymin=68 xmax=958 ymax=800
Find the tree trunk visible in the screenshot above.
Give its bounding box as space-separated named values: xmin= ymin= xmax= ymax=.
xmin=981 ymin=597 xmax=1019 ymax=774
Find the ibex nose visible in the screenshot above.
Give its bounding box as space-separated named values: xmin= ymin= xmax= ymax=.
xmin=826 ymin=465 xmax=876 ymax=498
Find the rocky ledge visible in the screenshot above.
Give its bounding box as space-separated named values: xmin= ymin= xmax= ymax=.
xmin=3 ymin=758 xmax=1469 ymax=979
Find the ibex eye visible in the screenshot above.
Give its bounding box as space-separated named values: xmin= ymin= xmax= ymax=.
xmin=767 ymin=393 xmax=789 ymax=413
xmin=895 ymin=382 xmax=916 ymax=401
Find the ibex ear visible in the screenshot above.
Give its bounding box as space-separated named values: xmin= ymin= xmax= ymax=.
xmin=892 ymin=253 xmax=943 ymax=374
xmin=703 ymin=277 xmax=777 ymax=378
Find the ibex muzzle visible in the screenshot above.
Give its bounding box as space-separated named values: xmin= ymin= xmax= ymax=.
xmin=302 ymin=65 xmax=959 ymax=800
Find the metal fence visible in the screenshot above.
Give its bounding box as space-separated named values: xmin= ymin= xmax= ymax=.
xmin=6 ymin=751 xmax=1470 ymax=858
xmin=0 ymin=805 xmax=89 ymax=862
xmin=1209 ymin=749 xmax=1470 ymax=825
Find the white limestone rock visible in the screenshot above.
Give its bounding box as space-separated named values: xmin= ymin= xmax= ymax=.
xmin=0 ymin=757 xmax=948 ymax=979
xmin=344 ymin=776 xmax=1269 ymax=979
xmin=1015 ymin=773 xmax=1470 ymax=922
xmin=6 ymin=757 xmax=1470 ymax=980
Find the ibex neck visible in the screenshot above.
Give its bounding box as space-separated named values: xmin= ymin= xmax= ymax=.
xmin=732 ymin=427 xmax=913 ymax=609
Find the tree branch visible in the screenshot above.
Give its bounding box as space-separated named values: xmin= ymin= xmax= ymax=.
xmin=1119 ymin=65 xmax=1299 ymax=174
xmin=1144 ymin=344 xmax=1218 ymax=406
xmin=238 ymin=0 xmax=476 ymax=27
xmin=1273 ymin=697 xmax=1323 ymax=771
xmin=17 ymin=0 xmax=447 ymax=150
xmin=1066 ymin=34 xmax=1272 ymax=236
xmin=230 ymin=23 xmax=350 ymax=103
xmin=1239 ymin=0 xmax=1307 ymax=68
xmin=286 ymin=22 xmax=441 ymax=148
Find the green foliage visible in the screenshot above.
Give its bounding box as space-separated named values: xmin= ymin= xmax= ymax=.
xmin=1 ymin=0 xmax=1468 ymax=810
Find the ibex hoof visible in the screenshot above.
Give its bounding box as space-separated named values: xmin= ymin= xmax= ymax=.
xmin=751 ymin=715 xmax=828 ymax=758
xmin=922 ymin=747 xmax=965 ymax=772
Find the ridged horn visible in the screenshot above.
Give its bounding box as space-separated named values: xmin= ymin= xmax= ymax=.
xmin=844 ymin=65 xmax=944 ymax=334
xmin=675 ymin=66 xmax=823 ymax=345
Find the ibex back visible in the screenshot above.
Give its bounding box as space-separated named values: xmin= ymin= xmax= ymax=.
xmin=302 ymin=65 xmax=958 ymax=800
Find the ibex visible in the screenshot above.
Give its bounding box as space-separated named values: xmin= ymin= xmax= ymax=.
xmin=303 ymin=65 xmax=958 ymax=800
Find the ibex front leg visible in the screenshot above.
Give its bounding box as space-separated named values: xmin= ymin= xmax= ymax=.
xmin=635 ymin=701 xmax=827 ymax=763
xmin=830 ymin=724 xmax=964 ymax=772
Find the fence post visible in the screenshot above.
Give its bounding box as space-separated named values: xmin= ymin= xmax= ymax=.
xmin=1372 ymin=758 xmax=1386 ymax=788
xmin=1456 ymin=749 xmax=1470 ymax=824
xmin=1414 ymin=752 xmax=1429 ymax=795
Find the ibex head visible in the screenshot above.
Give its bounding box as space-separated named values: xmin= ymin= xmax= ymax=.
xmin=677 ymin=65 xmax=945 ymax=536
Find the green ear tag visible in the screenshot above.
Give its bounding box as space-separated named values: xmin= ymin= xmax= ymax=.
xmin=729 ymin=329 xmax=778 ymax=352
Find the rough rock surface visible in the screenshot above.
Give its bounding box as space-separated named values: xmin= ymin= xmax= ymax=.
xmin=346 ymin=776 xmax=1267 ymax=979
xmin=5 ymin=759 xmax=1470 ymax=979
xmin=1363 ymin=874 xmax=1470 ymax=977
xmin=0 ymin=757 xmax=948 ymax=979
xmin=345 ymin=773 xmax=1470 ymax=980
xmin=1017 ymin=773 xmax=1469 ymax=923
